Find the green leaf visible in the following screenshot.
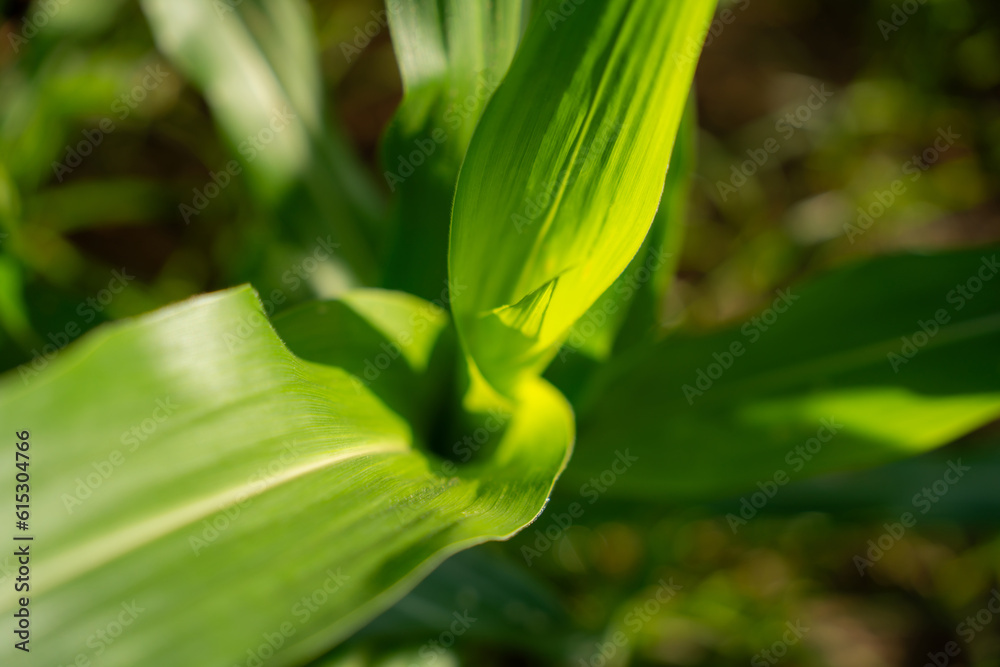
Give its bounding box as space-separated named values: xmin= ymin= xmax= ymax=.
xmin=449 ymin=0 xmax=717 ymax=393
xmin=323 ymin=546 xmax=572 ymax=660
xmin=747 ymin=436 xmax=1000 ymax=523
xmin=567 ymin=248 xmax=1000 ymax=501
xmin=562 ymin=95 xmax=698 ymax=362
xmin=381 ymin=0 xmax=530 ymax=299
xmin=0 ymin=287 xmax=573 ymax=666
xmin=272 ymin=289 xmax=455 ymax=434
xmin=139 ymin=0 xmax=384 ymax=280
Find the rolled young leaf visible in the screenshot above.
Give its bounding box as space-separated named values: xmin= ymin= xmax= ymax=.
xmin=381 ymin=0 xmax=530 ymax=299
xmin=449 ymin=0 xmax=717 ymax=393
xmin=0 ymin=287 xmax=572 ymax=666
xmin=561 ymin=95 xmax=698 ymax=363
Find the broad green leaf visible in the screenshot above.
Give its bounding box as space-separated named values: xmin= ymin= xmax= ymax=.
xmin=0 ymin=287 xmax=573 ymax=666
xmin=449 ymin=0 xmax=717 ymax=393
xmin=566 ymin=248 xmax=1000 ymax=501
xmin=381 ymin=0 xmax=530 ymax=299
xmin=139 ymin=0 xmax=384 ymax=279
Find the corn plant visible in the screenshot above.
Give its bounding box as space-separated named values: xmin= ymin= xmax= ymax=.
xmin=1 ymin=0 xmax=998 ymax=665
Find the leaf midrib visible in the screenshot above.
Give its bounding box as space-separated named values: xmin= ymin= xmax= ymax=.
xmin=33 ymin=441 xmax=410 ymax=598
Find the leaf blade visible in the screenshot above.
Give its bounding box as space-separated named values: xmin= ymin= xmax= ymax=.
xmin=0 ymin=287 xmax=572 ymax=666
xmin=567 ymin=248 xmax=1000 ymax=501
xmin=449 ymin=0 xmax=717 ymax=391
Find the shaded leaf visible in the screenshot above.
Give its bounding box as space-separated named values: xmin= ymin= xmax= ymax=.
xmin=567 ymin=248 xmax=1000 ymax=501
xmin=315 ymin=546 xmax=572 ymax=664
xmin=272 ymin=289 xmax=455 ymax=433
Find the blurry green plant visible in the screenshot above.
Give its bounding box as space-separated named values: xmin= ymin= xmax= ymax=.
xmin=0 ymin=0 xmax=999 ymax=666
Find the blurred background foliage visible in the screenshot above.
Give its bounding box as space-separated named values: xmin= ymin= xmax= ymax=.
xmin=2 ymin=0 xmax=1000 ymax=665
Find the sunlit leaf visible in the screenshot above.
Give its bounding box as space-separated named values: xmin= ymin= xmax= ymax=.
xmin=0 ymin=286 xmax=572 ymax=666
xmin=449 ymin=0 xmax=717 ymax=393
xmin=562 ymin=95 xmax=698 ymax=362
